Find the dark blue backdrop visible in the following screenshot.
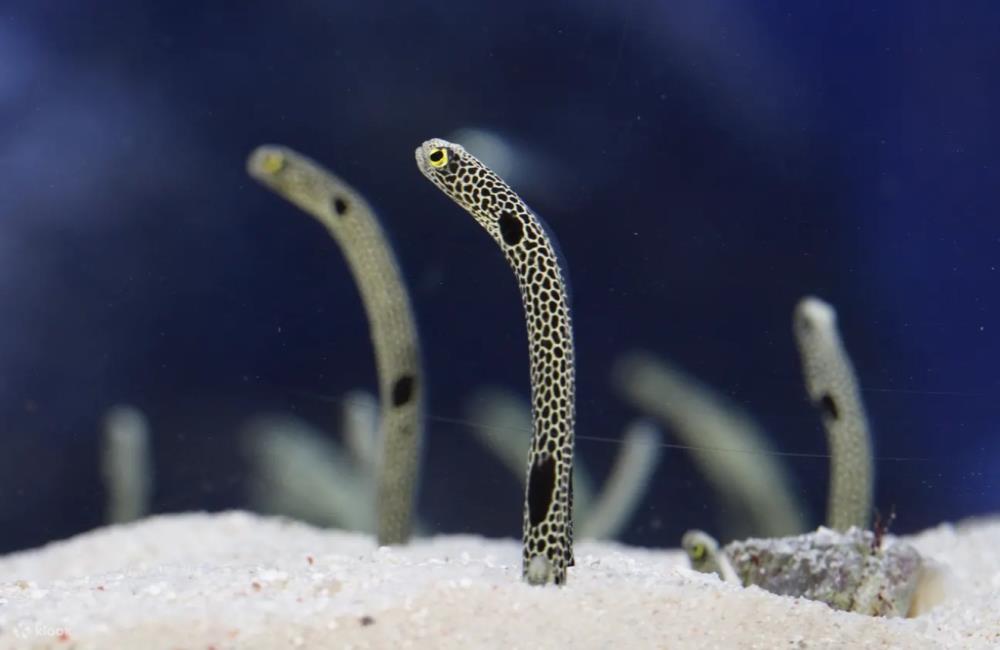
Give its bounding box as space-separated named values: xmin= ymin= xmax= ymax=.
xmin=1 ymin=1 xmax=997 ymax=553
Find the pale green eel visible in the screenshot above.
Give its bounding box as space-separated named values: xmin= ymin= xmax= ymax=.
xmin=247 ymin=146 xmax=424 ymax=545
xmin=793 ymin=296 xmax=873 ymax=531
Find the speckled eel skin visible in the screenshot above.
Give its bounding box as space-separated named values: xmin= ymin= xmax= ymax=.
xmin=416 ymin=138 xmax=576 ymax=586
xmin=793 ymin=296 xmax=873 ymax=532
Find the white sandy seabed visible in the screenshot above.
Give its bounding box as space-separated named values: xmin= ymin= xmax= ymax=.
xmin=0 ymin=512 xmax=998 ymax=650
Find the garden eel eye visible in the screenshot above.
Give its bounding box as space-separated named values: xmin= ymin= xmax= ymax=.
xmin=260 ymin=151 xmax=286 ymax=175
xmin=428 ymin=147 xmax=448 ymax=168
xmin=691 ymin=543 xmax=706 ymax=561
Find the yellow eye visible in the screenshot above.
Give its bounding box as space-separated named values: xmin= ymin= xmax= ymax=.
xmin=428 ymin=147 xmax=448 ymax=168
xmin=691 ymin=543 xmax=706 ymax=560
xmin=260 ymin=151 xmax=286 ymax=175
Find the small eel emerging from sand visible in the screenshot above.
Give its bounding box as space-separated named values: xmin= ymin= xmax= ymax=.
xmin=681 ymin=530 xmax=739 ymax=584
xmin=247 ymin=145 xmax=424 ymax=546
xmin=416 ymin=138 xmax=576 ymax=586
xmin=793 ymin=296 xmax=873 ymax=531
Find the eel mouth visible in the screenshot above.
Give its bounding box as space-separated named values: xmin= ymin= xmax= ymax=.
xmin=413 ymin=143 xmax=430 ymax=175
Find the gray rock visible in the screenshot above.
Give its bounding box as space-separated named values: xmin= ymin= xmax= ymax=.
xmin=685 ymin=527 xmax=923 ymax=617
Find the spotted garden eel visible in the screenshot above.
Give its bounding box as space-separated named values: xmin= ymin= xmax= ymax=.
xmin=416 ymin=138 xmax=576 ymax=586
xmin=793 ymin=296 xmax=873 ymax=531
xmin=247 ymin=145 xmax=424 ymax=545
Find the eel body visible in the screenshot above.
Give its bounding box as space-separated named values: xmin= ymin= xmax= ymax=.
xmin=416 ymin=138 xmax=576 ymax=585
xmin=793 ymin=296 xmax=873 ymax=531
xmin=248 ymin=145 xmax=424 ymax=545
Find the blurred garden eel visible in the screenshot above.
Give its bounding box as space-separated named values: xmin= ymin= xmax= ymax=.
xmin=416 ymin=138 xmax=576 ymax=586
xmin=340 ymin=389 xmax=380 ymax=472
xmin=793 ymin=296 xmax=873 ymax=531
xmin=101 ymin=404 xmax=153 ymax=524
xmin=465 ymin=387 xmax=594 ymax=523
xmin=579 ymin=419 xmax=663 ymax=540
xmin=681 ymin=530 xmax=738 ymax=584
xmin=243 ymin=413 xmax=374 ymax=532
xmin=614 ymin=352 xmax=806 ymax=538
xmin=247 ymin=145 xmax=424 ymax=546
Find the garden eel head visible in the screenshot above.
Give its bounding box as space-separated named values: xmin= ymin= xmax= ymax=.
xmin=415 ymin=138 xmax=483 ymax=208
xmin=246 ymin=145 xmax=329 ymax=216
xmin=682 ymin=529 xmax=723 ymax=575
xmin=793 ymin=296 xmax=842 ymax=419
xmin=415 ymin=137 xmax=461 ymax=175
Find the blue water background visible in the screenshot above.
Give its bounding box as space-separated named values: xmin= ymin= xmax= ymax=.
xmin=0 ymin=1 xmax=997 ymax=552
